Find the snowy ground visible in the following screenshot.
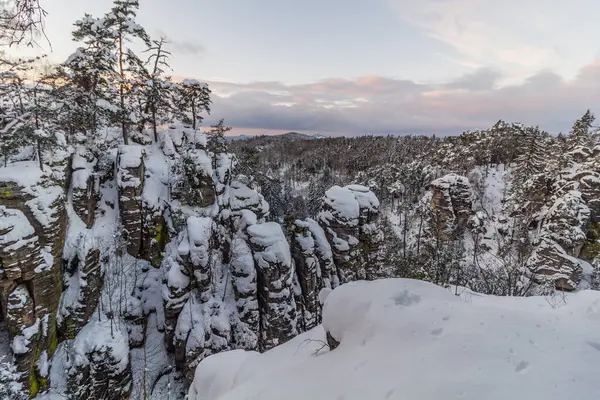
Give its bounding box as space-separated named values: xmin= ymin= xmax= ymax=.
xmin=189 ymin=278 xmax=600 ymax=400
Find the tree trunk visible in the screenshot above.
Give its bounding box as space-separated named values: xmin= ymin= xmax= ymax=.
xmin=191 ymin=102 xmax=196 ymax=130
xmin=119 ymin=33 xmax=129 ymax=145
xmin=152 ymin=107 xmax=158 ymax=142
xmin=37 ymin=139 xmax=43 ymax=170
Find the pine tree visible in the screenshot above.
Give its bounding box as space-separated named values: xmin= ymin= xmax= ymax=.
xmin=260 ymin=175 xmax=284 ymax=222
xmin=174 ymin=79 xmax=211 ymax=130
xmin=68 ymin=15 xmax=119 ymax=138
xmin=206 ymin=118 xmax=232 ymax=158
xmin=507 ymin=126 xmax=550 ymax=218
xmin=306 ymin=179 xmax=324 ymax=218
xmin=568 ymin=110 xmax=595 ymax=151
xmin=104 ymin=0 xmax=149 ymax=144
xmin=130 ymin=37 xmax=175 ymax=141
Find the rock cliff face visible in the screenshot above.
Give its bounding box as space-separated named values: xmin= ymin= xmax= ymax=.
xmin=429 ymin=174 xmax=473 ymax=240
xmin=527 ymin=145 xmax=599 ymax=291
xmin=0 ymin=161 xmax=67 ymax=396
xmin=317 ymin=185 xmax=383 ymax=284
xmin=0 ymin=126 xmax=385 ymax=399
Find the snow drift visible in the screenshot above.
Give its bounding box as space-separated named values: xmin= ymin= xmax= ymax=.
xmin=189 ymin=278 xmax=600 ymax=400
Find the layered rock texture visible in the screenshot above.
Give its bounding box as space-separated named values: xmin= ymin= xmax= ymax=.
xmin=526 ymin=145 xmax=599 ymax=291
xmin=0 ymin=125 xmax=385 ymax=399
xmin=428 ymin=174 xmax=473 ymax=240
xmin=0 ymin=161 xmax=67 ymax=397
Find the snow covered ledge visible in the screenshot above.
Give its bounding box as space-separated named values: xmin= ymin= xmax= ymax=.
xmin=188 ymin=278 xmax=600 ymax=400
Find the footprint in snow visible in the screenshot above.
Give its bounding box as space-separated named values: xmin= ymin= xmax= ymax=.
xmin=430 ymin=328 xmax=444 ymax=337
xmin=392 ymin=290 xmax=421 ymax=306
xmin=587 ymin=342 xmax=600 ymax=352
xmin=442 ymin=316 xmax=450 ymax=321
xmin=515 ymin=361 xmax=530 ymax=373
xmin=385 ymin=389 xmax=395 ymax=399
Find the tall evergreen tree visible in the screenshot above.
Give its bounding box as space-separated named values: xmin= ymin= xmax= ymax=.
xmin=568 ymin=110 xmax=595 ymax=151
xmin=507 ymin=126 xmax=550 ymax=218
xmin=174 ymin=79 xmax=211 ymax=130
xmin=104 ymin=0 xmax=149 ymax=144
xmin=206 ymin=118 xmax=232 ymax=158
xmin=131 ymin=37 xmax=175 ymax=141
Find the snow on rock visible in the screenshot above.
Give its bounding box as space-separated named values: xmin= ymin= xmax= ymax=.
xmin=0 ymin=160 xmax=46 ymax=188
xmin=320 ymin=186 xmax=361 ymax=227
xmin=429 ymin=173 xmax=473 ymax=240
xmin=247 ymin=223 xmax=292 ymax=269
xmin=0 ymin=206 xmax=43 ymax=281
xmin=70 ymin=148 xmax=99 ymax=228
xmin=317 ymin=185 xmax=382 ymax=283
xmin=290 ymin=220 xmax=322 ymax=330
xmin=117 ymin=145 xmax=145 ymax=258
xmin=247 ymin=222 xmax=298 ymax=350
xmin=230 ymin=180 xmax=269 ymax=219
xmin=68 ymin=320 xmax=132 ymax=398
xmin=541 ymin=190 xmax=590 ymax=257
xmin=230 ymin=236 xmax=259 ymax=350
xmin=188 ymin=349 xmax=260 ymax=400
xmin=0 ymin=160 xmax=67 ymax=396
xmin=190 ymin=278 xmax=600 ymax=400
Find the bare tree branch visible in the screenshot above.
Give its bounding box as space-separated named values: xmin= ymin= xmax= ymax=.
xmin=0 ymin=0 xmax=49 ymax=48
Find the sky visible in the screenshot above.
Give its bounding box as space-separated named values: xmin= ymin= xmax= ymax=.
xmin=12 ymin=0 xmax=600 ymax=136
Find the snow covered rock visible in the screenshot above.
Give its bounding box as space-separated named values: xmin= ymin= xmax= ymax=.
xmin=67 ymin=321 xmax=132 ymax=400
xmin=0 ymin=207 xmax=44 ymax=284
xmin=117 ymin=145 xmax=145 ymax=258
xmin=71 ymin=150 xmax=99 ymax=229
xmin=5 ymin=285 xmax=39 ymax=391
xmin=170 ymin=136 xmax=216 ymax=208
xmin=528 ymin=238 xmax=586 ymax=291
xmin=540 ymin=190 xmax=590 ymax=257
xmin=429 ymin=173 xmax=473 ymax=240
xmin=230 ymin=236 xmax=259 ymax=350
xmin=247 ymin=222 xmax=298 ymax=350
xmin=59 ymin=245 xmax=102 ymax=339
xmin=189 ymin=278 xmax=600 ymax=400
xmin=290 ymin=220 xmax=321 ymax=330
xmin=0 ymin=162 xmax=67 ymax=396
xmin=318 ymin=185 xmax=383 ymax=283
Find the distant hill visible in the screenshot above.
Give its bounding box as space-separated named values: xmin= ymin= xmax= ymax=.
xmin=225 ymin=131 xmax=328 ymax=141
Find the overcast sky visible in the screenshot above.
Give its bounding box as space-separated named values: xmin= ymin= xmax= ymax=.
xmin=15 ymin=0 xmax=600 ymax=136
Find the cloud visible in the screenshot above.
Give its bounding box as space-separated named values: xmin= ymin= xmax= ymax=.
xmin=153 ymin=29 xmax=205 ymax=56
xmin=195 ymin=62 xmax=600 ymax=136
xmin=384 ymin=0 xmax=600 ymax=84
xmin=169 ymin=39 xmax=205 ymax=56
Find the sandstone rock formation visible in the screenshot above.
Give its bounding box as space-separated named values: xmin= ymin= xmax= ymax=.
xmin=428 ymin=174 xmax=473 ymax=240
xmin=317 ymin=184 xmax=383 ymax=283
xmin=0 ymin=126 xmax=386 ymax=399
xmin=0 ymin=162 xmax=66 ymax=396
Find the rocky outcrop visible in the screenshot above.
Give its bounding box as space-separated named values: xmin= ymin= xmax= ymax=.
xmin=230 ymin=235 xmax=259 ymax=349
xmin=540 ymin=191 xmax=590 ymax=257
xmin=290 ymin=220 xmax=321 ymax=330
xmin=0 ymin=162 xmax=66 ymax=397
xmin=429 ymin=174 xmax=473 ymax=240
xmin=318 ymin=185 xmax=383 ymax=283
xmin=117 ymin=146 xmax=145 ymax=259
xmin=5 ymin=285 xmax=39 ymax=392
xmin=1 ymin=126 xmax=387 ymax=399
xmin=59 ymin=245 xmax=102 ymax=339
xmin=71 ymin=151 xmax=99 ymax=229
xmin=248 ymin=222 xmax=298 ymax=350
xmin=528 ymin=238 xmax=585 ymax=292
xmin=66 ymin=321 xmax=132 ymax=400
